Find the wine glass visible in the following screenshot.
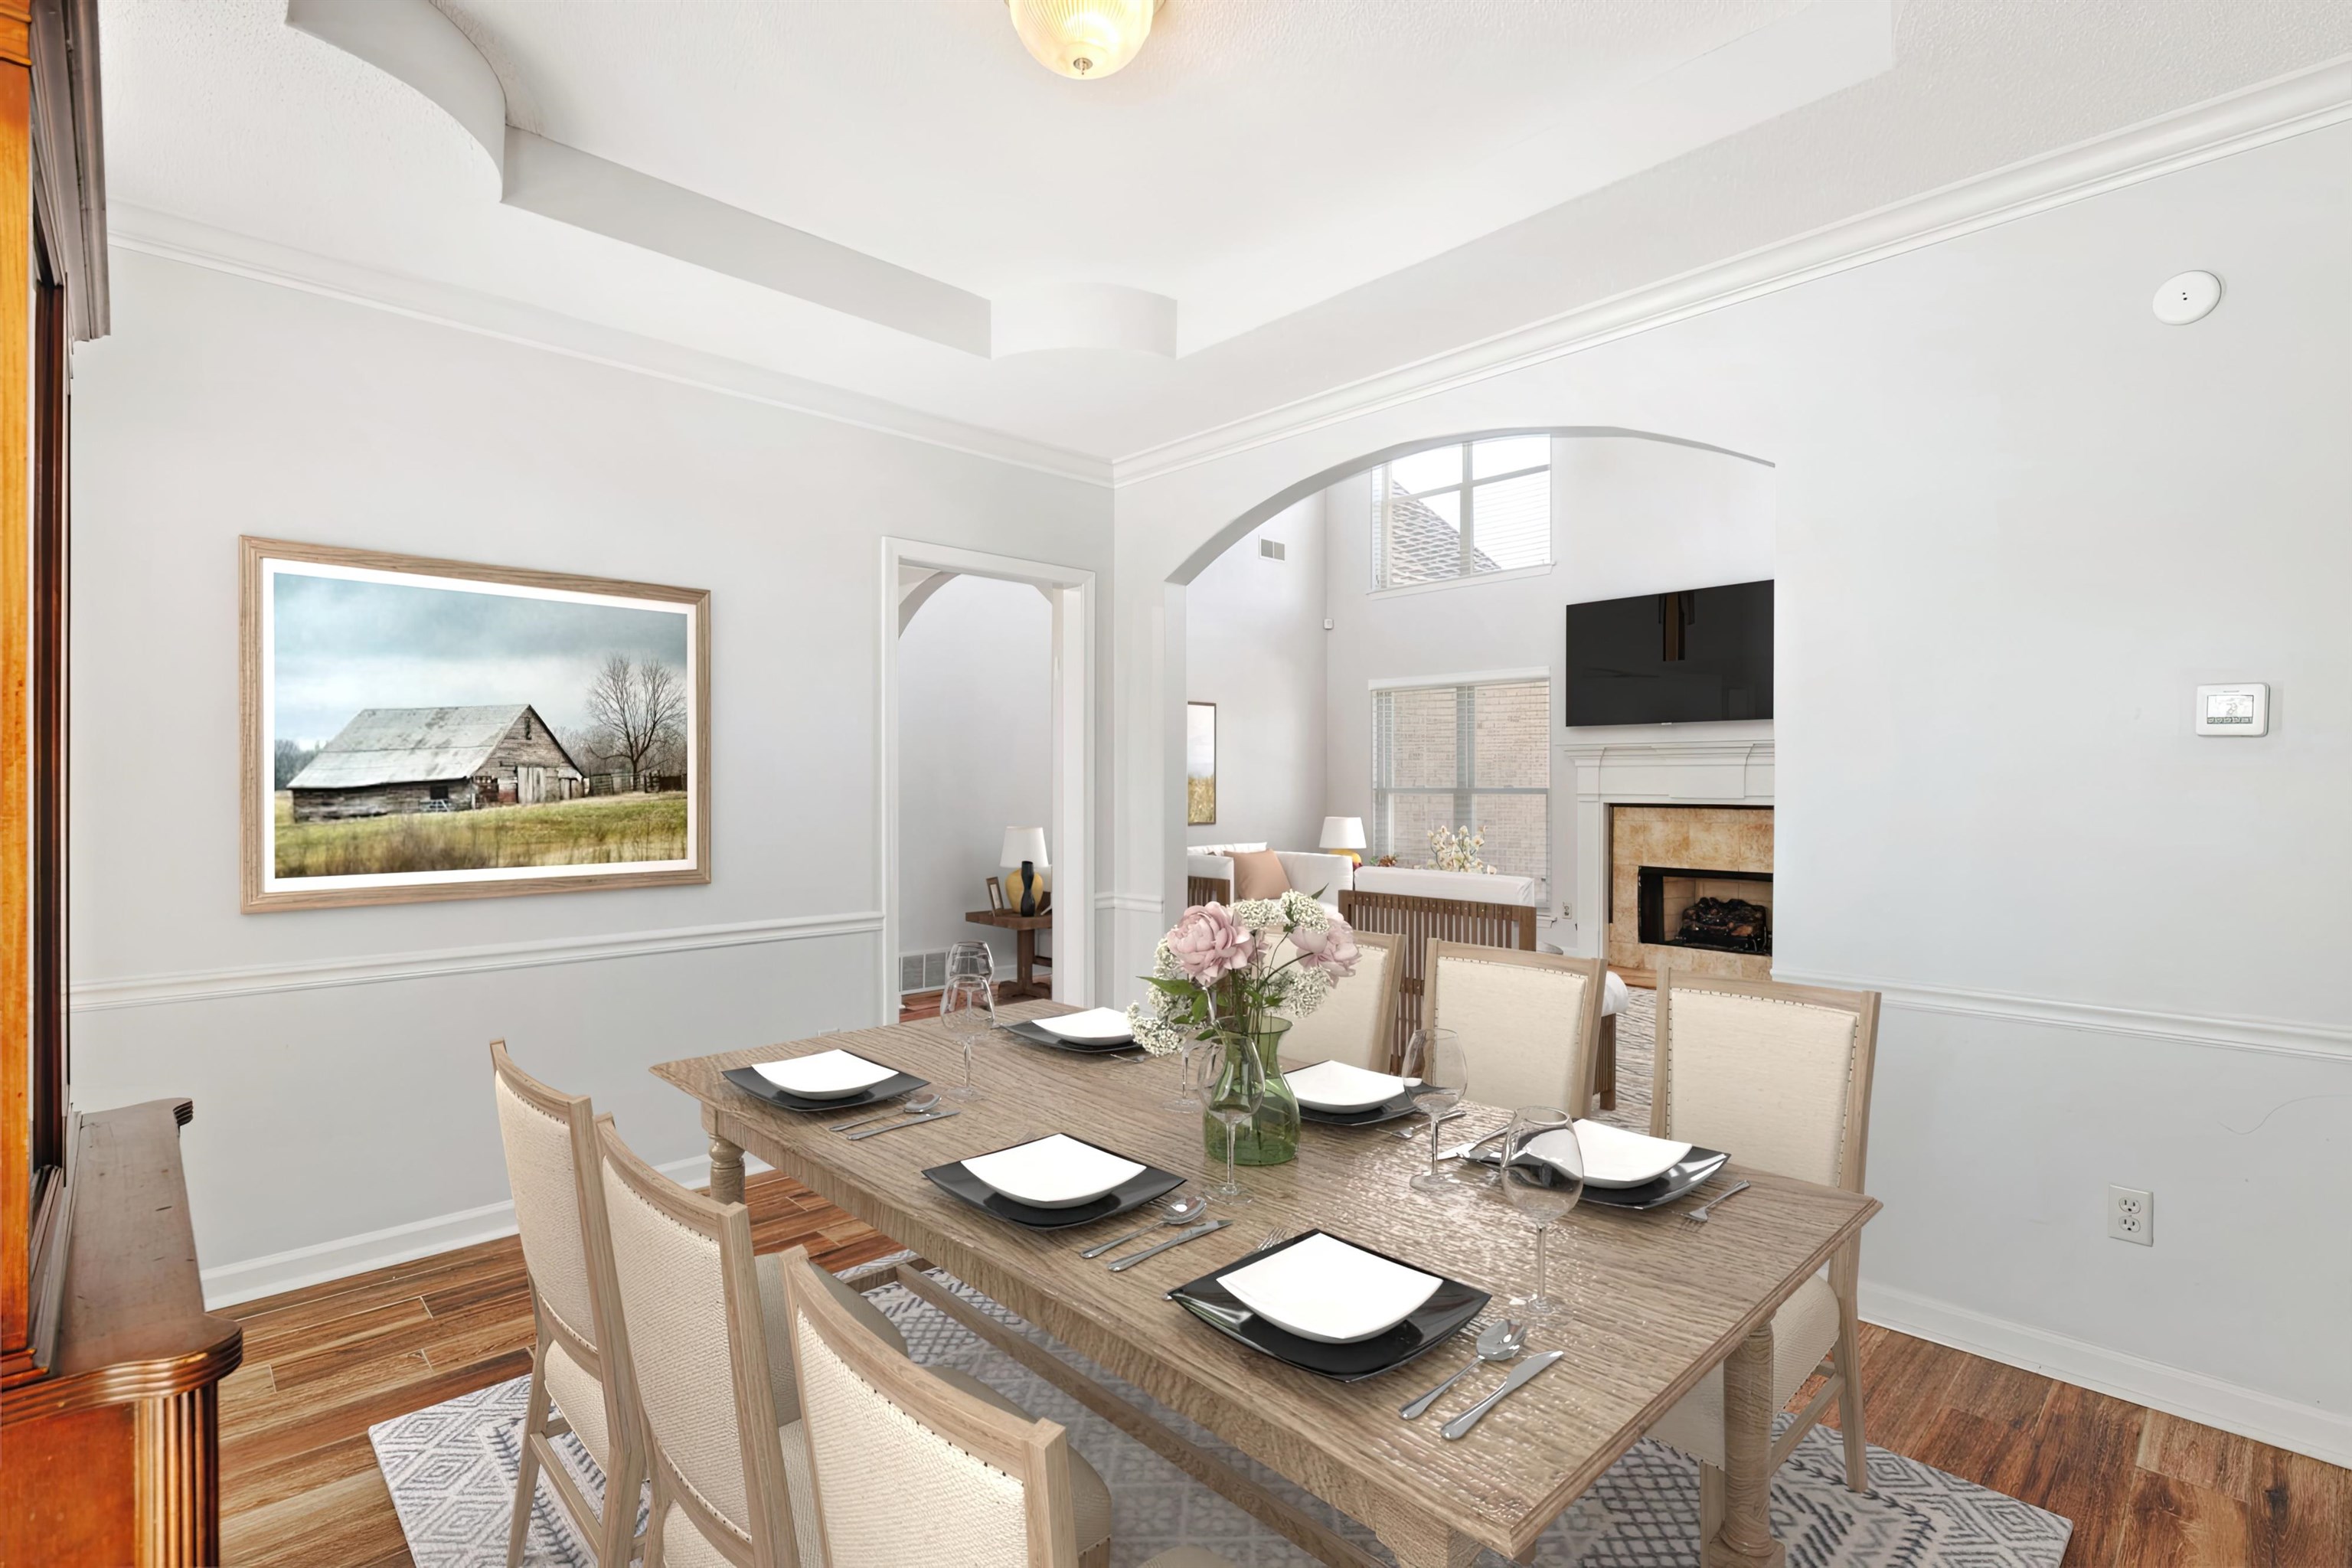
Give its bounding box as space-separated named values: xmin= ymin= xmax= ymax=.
xmin=1497 ymin=1107 xmax=1581 ymax=1319
xmin=1200 ymin=1035 xmax=1265 ymax=1207
xmin=1165 ymin=1031 xmax=1204 ymax=1112
xmin=937 ymin=975 xmax=995 ymax=1101
xmin=945 ymin=940 xmax=995 ymax=997
xmin=1397 ymin=1027 xmax=1468 ymax=1193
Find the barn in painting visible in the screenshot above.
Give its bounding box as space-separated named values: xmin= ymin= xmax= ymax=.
xmin=286 ymin=704 xmax=585 ymax=822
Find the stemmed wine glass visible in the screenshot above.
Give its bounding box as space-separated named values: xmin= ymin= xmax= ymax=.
xmin=937 ymin=975 xmax=995 ymax=1102
xmin=944 ymin=940 xmax=995 ymax=997
xmin=1397 ymin=1027 xmax=1468 ymax=1193
xmin=1165 ymin=1031 xmax=1204 ymax=1112
xmin=1497 ymin=1106 xmax=1582 ymax=1319
xmin=1200 ymin=1035 xmax=1265 ymax=1207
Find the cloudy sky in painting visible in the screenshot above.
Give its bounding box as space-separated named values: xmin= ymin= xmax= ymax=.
xmin=272 ymin=570 xmax=690 ymax=745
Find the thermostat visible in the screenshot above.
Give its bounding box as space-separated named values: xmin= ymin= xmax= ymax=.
xmin=2194 ymin=683 xmax=2269 ymax=737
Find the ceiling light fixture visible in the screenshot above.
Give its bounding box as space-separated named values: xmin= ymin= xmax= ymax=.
xmin=1008 ymin=0 xmax=1159 ymax=80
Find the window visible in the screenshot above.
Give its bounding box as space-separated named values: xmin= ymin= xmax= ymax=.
xmin=1370 ymin=436 xmax=1551 ymax=590
xmin=1371 ymin=678 xmax=1549 ymax=893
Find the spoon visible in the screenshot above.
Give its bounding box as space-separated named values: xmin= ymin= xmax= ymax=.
xmin=1397 ymin=1319 xmax=1528 ymax=1420
xmin=831 ymin=1092 xmax=939 ymax=1135
xmin=1078 ymin=1194 xmax=1210 ymax=1259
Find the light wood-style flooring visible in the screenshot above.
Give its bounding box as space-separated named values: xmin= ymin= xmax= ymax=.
xmin=217 ymin=1167 xmax=2347 ymax=1566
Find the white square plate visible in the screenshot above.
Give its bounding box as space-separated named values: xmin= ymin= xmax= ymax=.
xmin=1219 ymin=1233 xmax=1442 ymax=1343
xmin=1286 ymin=1060 xmax=1407 ymax=1112
xmin=961 ymin=1135 xmax=1147 ymax=1209
xmin=752 ymin=1050 xmax=898 ymax=1100
xmin=1534 ymin=1121 xmax=1692 ymax=1188
xmin=1032 ymin=1008 xmax=1135 ymax=1044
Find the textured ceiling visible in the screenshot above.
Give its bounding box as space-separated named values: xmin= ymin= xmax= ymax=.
xmin=96 ymin=0 xmax=2352 ymax=462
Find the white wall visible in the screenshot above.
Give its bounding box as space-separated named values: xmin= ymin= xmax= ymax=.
xmin=1182 ymin=495 xmax=1328 ymax=852
xmin=898 ymin=573 xmax=1052 ymax=971
xmin=67 ymin=250 xmax=1111 ymax=1301
xmin=1318 ymin=438 xmax=1774 ymax=909
xmin=1113 ymin=125 xmax=2352 ymax=1460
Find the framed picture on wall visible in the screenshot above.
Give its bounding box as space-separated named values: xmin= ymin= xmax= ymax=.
xmin=240 ymin=537 xmax=712 ymax=911
xmin=1186 ymin=701 xmax=1217 ymax=825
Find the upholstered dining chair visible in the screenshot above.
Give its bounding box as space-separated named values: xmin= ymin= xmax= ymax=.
xmin=1421 ymin=942 xmax=1609 ymax=1116
xmin=596 ymin=1125 xmax=1124 ymax=1567
xmin=778 ymin=1246 xmax=1234 ymax=1568
xmin=1276 ymin=929 xmax=1402 ymax=1070
xmin=489 ymin=1041 xmax=645 ymax=1568
xmin=1641 ymin=969 xmax=1882 ymax=1537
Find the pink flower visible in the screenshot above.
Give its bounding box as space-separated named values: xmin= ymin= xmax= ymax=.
xmin=1292 ymin=914 xmax=1361 ymax=978
xmin=1167 ymin=903 xmax=1258 ymax=985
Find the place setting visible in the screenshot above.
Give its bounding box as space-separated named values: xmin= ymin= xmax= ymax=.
xmin=1442 ymin=1113 xmax=1731 ymax=1211
xmin=994 ymin=1004 xmax=1148 ymax=1062
xmin=922 ymin=1132 xmax=1189 ymax=1231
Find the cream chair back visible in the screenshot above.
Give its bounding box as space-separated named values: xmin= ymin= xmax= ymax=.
xmin=1651 ymin=972 xmax=1880 ymax=1192
xmin=1276 ymin=931 xmax=1400 ymax=1071
xmin=781 ymin=1247 xmax=1081 ymax=1568
xmin=1423 ymin=943 xmax=1607 ymax=1116
xmin=598 ymin=1122 xmax=797 ymax=1568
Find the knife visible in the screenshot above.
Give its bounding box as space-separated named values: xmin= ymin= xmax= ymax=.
xmin=1439 ymin=1350 xmax=1564 ymax=1440
xmin=845 ymin=1109 xmax=962 ymax=1141
xmin=1106 ymin=1218 xmax=1230 ymax=1272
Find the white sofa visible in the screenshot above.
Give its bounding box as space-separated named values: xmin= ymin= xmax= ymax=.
xmin=1186 ymin=848 xmax=1355 ymax=910
xmin=1350 ymin=864 xmax=1540 ymax=906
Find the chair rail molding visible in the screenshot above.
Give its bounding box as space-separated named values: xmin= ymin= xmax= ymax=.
xmin=69 ymin=911 xmax=884 ymax=1012
xmin=1556 ymin=727 xmax=1775 ymax=959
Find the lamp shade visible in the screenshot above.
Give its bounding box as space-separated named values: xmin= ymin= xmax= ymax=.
xmin=1001 ymin=827 xmax=1050 ymax=869
xmin=1319 ymin=816 xmax=1367 ymax=851
xmin=1007 ymin=0 xmax=1155 ymax=80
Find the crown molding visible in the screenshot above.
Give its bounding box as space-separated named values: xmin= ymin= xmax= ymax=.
xmin=1111 ymin=56 xmax=2352 ymax=485
xmin=105 ymin=204 xmax=1114 ymax=488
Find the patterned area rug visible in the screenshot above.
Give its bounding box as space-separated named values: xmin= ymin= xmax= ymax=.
xmin=372 ymin=1262 xmax=2069 ymax=1568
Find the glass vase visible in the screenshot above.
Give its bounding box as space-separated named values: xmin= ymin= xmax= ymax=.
xmin=1200 ymin=1016 xmax=1299 ymax=1167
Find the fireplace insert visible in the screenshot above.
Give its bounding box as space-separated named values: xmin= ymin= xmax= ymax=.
xmin=1635 ymin=865 xmax=1772 ymax=956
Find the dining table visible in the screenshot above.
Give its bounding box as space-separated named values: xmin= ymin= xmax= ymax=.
xmin=654 ymin=999 xmax=1877 ymax=1568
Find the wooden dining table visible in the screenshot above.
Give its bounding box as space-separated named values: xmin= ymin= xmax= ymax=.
xmin=655 ymin=1000 xmax=1877 ymax=1568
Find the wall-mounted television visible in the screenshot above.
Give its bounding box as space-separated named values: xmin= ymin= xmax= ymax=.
xmin=1564 ymin=579 xmax=1773 ymax=726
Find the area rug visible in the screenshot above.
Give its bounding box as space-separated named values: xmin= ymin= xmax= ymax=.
xmin=372 ymin=1263 xmax=2069 ymax=1568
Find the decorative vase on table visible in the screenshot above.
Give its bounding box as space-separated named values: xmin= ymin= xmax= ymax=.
xmin=1202 ymin=1015 xmax=1300 ymax=1167
xmin=1125 ymin=891 xmax=1363 ymax=1172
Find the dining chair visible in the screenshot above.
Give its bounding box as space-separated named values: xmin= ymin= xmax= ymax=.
xmin=489 ymin=1041 xmax=646 ymax=1568
xmin=1276 ymin=929 xmax=1402 ymax=1070
xmin=779 ymin=1246 xmax=1234 ymax=1568
xmin=1642 ymin=968 xmax=1882 ymax=1534
xmin=597 ymin=1126 xmax=1122 ymax=1568
xmin=1421 ymin=942 xmax=1609 ymax=1116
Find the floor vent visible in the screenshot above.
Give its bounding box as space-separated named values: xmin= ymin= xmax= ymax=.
xmin=898 ymin=949 xmax=1002 ymax=996
xmin=1259 ymin=538 xmax=1286 ymax=560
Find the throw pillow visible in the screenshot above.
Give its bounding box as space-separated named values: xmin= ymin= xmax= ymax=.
xmin=1231 ymin=849 xmax=1292 ymax=900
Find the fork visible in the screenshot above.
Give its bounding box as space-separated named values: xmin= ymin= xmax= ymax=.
xmin=1683 ymin=1180 xmax=1752 ymax=1226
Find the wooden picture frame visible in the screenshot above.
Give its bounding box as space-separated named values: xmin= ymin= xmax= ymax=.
xmin=1185 ymin=699 xmax=1217 ymax=826
xmin=240 ymin=536 xmax=712 ymax=911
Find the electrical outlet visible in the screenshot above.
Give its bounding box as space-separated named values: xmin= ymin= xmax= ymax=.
xmin=2108 ymin=1185 xmax=2154 ymax=1246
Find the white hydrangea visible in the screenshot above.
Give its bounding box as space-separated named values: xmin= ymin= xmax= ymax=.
xmin=1279 ymin=889 xmax=1328 ymax=931
xmin=1228 ymin=897 xmax=1286 ymax=932
xmin=1123 ymin=1001 xmax=1187 ymax=1056
xmin=1280 ymin=963 xmax=1332 ymax=1018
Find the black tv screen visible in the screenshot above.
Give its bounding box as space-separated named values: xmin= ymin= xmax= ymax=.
xmin=1564 ymin=580 xmax=1773 ymax=726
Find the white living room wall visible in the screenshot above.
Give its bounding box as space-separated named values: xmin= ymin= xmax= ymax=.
xmin=1183 ymin=495 xmax=1328 ymax=854
xmin=1112 ymin=124 xmax=2352 ymax=1460
xmin=1318 ymin=438 xmax=1773 ymax=915
xmin=67 ymin=250 xmax=1112 ymax=1302
xmin=898 ymin=573 xmax=1053 ymax=972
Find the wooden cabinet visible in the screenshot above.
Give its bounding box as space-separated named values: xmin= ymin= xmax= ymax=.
xmin=0 ymin=5 xmax=243 ymax=1560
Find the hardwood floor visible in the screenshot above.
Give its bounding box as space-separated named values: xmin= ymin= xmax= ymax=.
xmin=218 ymin=1171 xmax=2348 ymax=1567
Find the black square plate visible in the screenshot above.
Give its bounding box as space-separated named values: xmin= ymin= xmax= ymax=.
xmin=1297 ymin=1088 xmax=1426 ymax=1127
xmin=999 ymin=1020 xmax=1141 ymax=1055
xmin=1455 ymin=1130 xmax=1731 ymax=1210
xmin=722 ymin=1064 xmax=929 ymax=1114
xmin=923 ymin=1137 xmax=1184 ymax=1231
xmin=1165 ymin=1230 xmax=1489 ymax=1381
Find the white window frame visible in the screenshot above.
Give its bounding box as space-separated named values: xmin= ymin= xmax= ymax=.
xmin=1370 ymin=439 xmax=1553 ymax=593
xmin=1368 ymin=670 xmax=1550 ymax=895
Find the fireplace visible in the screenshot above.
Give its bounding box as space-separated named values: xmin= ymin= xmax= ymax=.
xmin=1635 ymin=866 xmax=1773 ymax=956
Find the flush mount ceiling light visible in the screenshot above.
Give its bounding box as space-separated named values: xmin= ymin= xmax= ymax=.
xmin=1008 ymin=0 xmax=1161 ymax=80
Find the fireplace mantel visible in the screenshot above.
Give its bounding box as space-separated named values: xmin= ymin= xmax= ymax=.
xmin=1554 ymin=722 xmax=1774 ymax=961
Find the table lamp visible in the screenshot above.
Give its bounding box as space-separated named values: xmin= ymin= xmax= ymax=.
xmin=1001 ymin=826 xmax=1051 ymax=915
xmin=1320 ymin=815 xmax=1367 ymax=867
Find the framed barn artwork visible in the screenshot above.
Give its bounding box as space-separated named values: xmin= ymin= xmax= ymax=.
xmin=240 ymin=537 xmax=711 ymax=911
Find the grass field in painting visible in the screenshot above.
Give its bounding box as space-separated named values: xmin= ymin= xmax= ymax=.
xmin=273 ymin=792 xmax=688 ymax=877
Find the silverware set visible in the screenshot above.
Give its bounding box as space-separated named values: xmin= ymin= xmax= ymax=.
xmin=845 ymin=1107 xmax=961 ymax=1140
xmin=1395 ymin=1317 xmax=1563 ymax=1437
xmin=1683 ymin=1178 xmax=1752 ymax=1225
xmin=1078 ymin=1195 xmax=1210 ymax=1258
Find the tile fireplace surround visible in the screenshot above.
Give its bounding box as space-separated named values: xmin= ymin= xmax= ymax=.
xmin=1557 ymin=729 xmax=1774 ymax=978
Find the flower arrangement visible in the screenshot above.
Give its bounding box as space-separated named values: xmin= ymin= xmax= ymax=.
xmin=1125 ymin=890 xmax=1361 ymax=1057
xmin=1428 ymin=825 xmax=1491 ymax=874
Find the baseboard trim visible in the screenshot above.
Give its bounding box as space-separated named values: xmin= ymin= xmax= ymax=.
xmin=1860 ymin=1279 xmax=2352 ymax=1469
xmin=72 ymin=910 xmax=884 ymax=1012
xmin=1771 ymin=969 xmax=2350 ymax=1063
xmin=200 ymin=1149 xmax=774 ymax=1310
xmin=1094 ymin=892 xmax=1165 ymax=914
